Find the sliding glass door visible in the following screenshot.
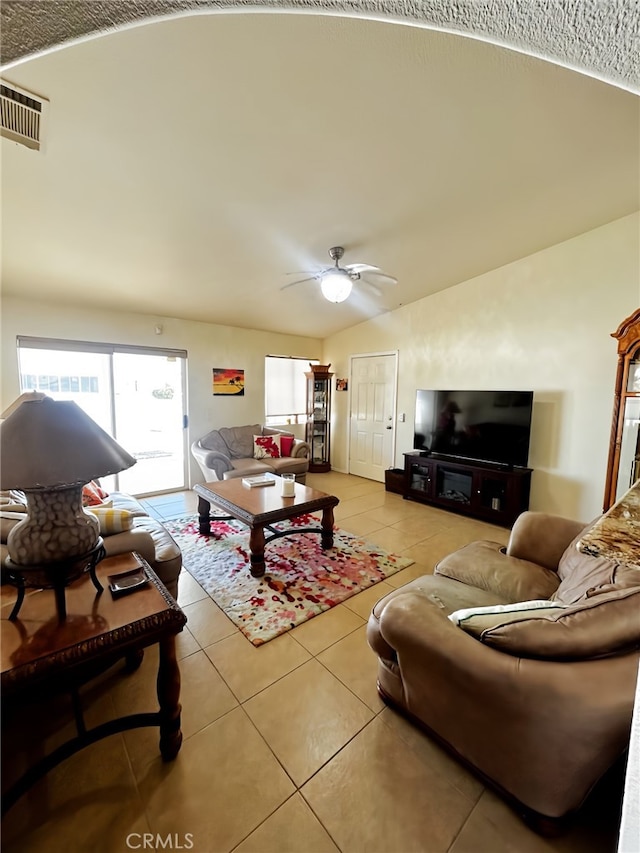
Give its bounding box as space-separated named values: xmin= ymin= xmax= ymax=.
xmin=112 ymin=351 xmax=186 ymax=494
xmin=17 ymin=338 xmax=188 ymax=496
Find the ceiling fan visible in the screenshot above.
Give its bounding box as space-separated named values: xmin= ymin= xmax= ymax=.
xmin=282 ymin=246 xmax=397 ymax=303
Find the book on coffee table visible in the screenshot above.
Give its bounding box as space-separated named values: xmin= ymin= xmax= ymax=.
xmin=242 ymin=473 xmax=277 ymax=488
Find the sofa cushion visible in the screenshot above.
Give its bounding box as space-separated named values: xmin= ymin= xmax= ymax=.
xmin=269 ymin=456 xmax=309 ymax=476
xmin=253 ymin=434 xmax=281 ymax=459
xmin=452 ymin=586 xmax=640 ymax=660
xmin=551 ymin=524 xmax=620 ymax=604
xmin=372 ymin=574 xmax=512 ymax=621
xmin=219 ymin=424 xmax=261 ymax=459
xmin=108 ymin=491 xmax=148 ymax=517
xmin=225 ymin=458 xmax=273 ymax=478
xmin=435 ymin=540 xmax=560 ymax=602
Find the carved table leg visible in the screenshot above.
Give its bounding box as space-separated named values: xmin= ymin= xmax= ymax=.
xmin=321 ymin=506 xmax=335 ymax=550
xmin=197 ymin=496 xmax=212 ymax=536
xmin=157 ymin=634 xmax=182 ymax=761
xmin=249 ymin=525 xmax=266 ymax=577
xmin=124 ymin=648 xmax=145 ymax=672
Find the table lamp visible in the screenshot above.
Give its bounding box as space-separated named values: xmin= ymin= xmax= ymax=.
xmin=0 ymin=395 xmax=136 ymax=617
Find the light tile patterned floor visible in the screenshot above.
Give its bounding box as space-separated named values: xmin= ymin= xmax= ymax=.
xmin=1 ymin=473 xmax=624 ymax=852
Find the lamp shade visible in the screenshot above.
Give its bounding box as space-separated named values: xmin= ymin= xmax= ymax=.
xmin=320 ymin=270 xmax=353 ymax=303
xmin=0 ymin=397 xmax=136 ymax=490
xmin=0 ymin=390 xmax=48 ymax=419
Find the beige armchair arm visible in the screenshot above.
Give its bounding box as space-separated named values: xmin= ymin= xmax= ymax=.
xmin=190 ymin=441 xmax=232 ymax=481
xmin=506 ymin=511 xmax=586 ymax=571
xmin=435 ymin=539 xmax=560 ymax=601
xmin=290 ymin=439 xmax=310 ymax=459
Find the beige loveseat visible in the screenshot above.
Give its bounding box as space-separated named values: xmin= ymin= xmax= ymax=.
xmin=191 ymin=424 xmax=310 ymax=483
xmin=1 ymin=490 xmax=182 ymax=599
xmin=367 ymin=511 xmax=640 ymax=833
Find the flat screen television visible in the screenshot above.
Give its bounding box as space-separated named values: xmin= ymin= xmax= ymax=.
xmin=413 ymin=389 xmax=534 ymax=469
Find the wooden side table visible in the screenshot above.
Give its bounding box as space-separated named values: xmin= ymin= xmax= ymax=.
xmin=1 ymin=552 xmax=187 ymax=815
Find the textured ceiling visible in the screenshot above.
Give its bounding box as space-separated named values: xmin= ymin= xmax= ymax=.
xmin=0 ymin=7 xmax=639 ymax=338
xmin=2 ymin=0 xmax=639 ymax=92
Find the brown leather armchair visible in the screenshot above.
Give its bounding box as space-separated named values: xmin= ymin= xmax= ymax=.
xmin=367 ymin=511 xmax=640 ymax=833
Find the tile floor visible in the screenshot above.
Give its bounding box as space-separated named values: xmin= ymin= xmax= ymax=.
xmin=1 ymin=473 xmax=624 ymax=853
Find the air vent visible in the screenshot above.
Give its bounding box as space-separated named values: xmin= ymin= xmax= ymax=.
xmin=1 ymin=82 xmax=47 ymax=151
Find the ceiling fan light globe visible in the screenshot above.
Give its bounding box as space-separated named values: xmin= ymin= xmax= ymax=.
xmin=321 ymin=270 xmax=352 ymax=303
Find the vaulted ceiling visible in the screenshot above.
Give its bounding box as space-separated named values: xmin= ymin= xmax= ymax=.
xmin=1 ymin=6 xmax=639 ymax=337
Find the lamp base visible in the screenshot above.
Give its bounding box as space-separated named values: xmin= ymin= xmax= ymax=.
xmin=4 ymin=539 xmax=105 ymax=621
xmin=7 ymin=485 xmax=101 ymax=565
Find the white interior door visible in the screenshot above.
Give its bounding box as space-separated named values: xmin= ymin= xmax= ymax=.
xmin=349 ymin=353 xmax=397 ymax=481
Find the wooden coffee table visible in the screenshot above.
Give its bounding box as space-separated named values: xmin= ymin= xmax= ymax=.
xmin=194 ymin=478 xmax=340 ymax=577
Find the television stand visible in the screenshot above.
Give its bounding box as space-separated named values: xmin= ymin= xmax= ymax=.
xmin=403 ymin=452 xmax=532 ymax=527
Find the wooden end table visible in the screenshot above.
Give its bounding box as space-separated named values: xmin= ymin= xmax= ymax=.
xmin=1 ymin=552 xmax=187 ymax=815
xmin=194 ymin=478 xmax=340 ymax=577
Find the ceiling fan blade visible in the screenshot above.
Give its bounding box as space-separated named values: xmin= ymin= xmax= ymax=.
xmin=280 ymin=275 xmax=318 ymax=291
xmin=357 ymin=280 xmax=383 ymax=297
xmin=360 ymin=270 xmax=398 ymax=286
xmin=345 ymin=263 xmax=381 ymax=274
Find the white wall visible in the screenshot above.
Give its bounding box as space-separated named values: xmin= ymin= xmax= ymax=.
xmin=0 ymin=301 xmax=321 ymax=487
xmin=324 ymin=213 xmax=640 ymax=521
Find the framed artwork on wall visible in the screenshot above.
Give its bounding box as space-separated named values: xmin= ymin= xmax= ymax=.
xmin=336 ymin=378 xmax=348 ymax=391
xmin=212 ymin=368 xmax=245 ymax=396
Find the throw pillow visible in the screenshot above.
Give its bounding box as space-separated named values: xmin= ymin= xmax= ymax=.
xmin=253 ymin=434 xmax=281 ymax=459
xmin=82 ymin=480 xmax=110 ymax=506
xmin=450 ymin=588 xmax=640 ymax=660
xmin=280 ymin=435 xmax=295 ymax=456
xmin=85 ymin=506 xmax=134 ymax=534
xmin=449 ymin=600 xmax=568 ymax=637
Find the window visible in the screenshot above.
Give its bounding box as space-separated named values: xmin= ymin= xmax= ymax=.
xmin=265 ymin=356 xmax=318 ymax=426
xmin=16 ymin=336 xmax=188 ymax=496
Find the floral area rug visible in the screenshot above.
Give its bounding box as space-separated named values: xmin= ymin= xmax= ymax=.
xmin=164 ymin=513 xmax=414 ymax=645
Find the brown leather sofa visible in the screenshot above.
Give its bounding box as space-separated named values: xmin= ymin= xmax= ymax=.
xmin=367 ymin=511 xmax=640 ymax=832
